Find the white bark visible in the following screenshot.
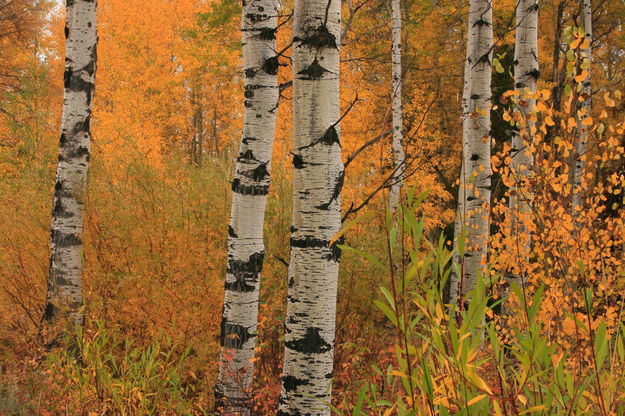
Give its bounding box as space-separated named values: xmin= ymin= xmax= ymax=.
xmin=43 ymin=0 xmax=98 ymax=326
xmin=388 ymin=0 xmax=404 ymax=210
xmin=215 ymin=1 xmax=279 ymax=414
xmin=450 ymin=52 xmax=473 ymax=303
xmin=454 ymin=0 xmax=493 ymax=299
xmin=278 ymin=0 xmax=342 ymax=414
xmin=572 ymin=0 xmax=592 ymax=215
xmin=508 ymin=0 xmax=538 ymax=272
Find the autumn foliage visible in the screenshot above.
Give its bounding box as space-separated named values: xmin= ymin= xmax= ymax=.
xmin=1 ymin=0 xmax=625 ymax=414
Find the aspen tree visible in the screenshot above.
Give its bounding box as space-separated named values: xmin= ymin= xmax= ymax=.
xmin=278 ymin=0 xmax=343 ymax=413
xmin=388 ymin=0 xmax=404 ymax=210
xmin=509 ymin=0 xmax=538 ymax=269
xmin=215 ymin=0 xmax=279 ymax=414
xmin=572 ymin=0 xmax=592 ymax=216
xmin=451 ymin=0 xmax=493 ymax=300
xmin=42 ymin=0 xmax=98 ymax=326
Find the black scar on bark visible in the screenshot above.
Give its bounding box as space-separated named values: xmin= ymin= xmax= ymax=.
xmin=299 ymin=126 xmax=340 ymax=151
xmin=65 ymin=145 xmax=90 ymax=161
xmin=515 ymin=82 xmax=526 ymax=89
xmin=294 ymin=25 xmax=338 ymax=49
xmin=220 ymin=317 xmax=254 ymax=349
xmin=473 ymin=18 xmax=491 ymax=27
xmin=297 ymin=58 xmax=329 ymax=80
xmin=293 ymin=154 xmax=305 ymax=169
xmin=282 ymin=375 xmax=309 ymax=392
xmin=53 ymin=200 xmax=74 ymax=219
xmin=226 ymin=251 xmax=265 ymax=293
xmin=262 ymin=56 xmax=279 ymax=75
xmin=242 ymin=162 xmax=269 ymax=181
xmin=50 ymin=229 xmax=82 ymax=248
xmin=527 ymin=69 xmax=540 ymax=80
xmin=290 ymin=237 xmax=330 ymax=249
xmin=290 ymin=226 xmax=298 ymax=233
xmin=42 ymin=302 xmax=56 ymax=322
xmin=285 ymin=327 xmax=332 ymax=354
xmin=470 ymin=93 xmax=481 ymax=100
xmin=64 ymin=25 xmax=69 ymax=39
xmin=232 ymin=178 xmax=269 ymax=196
xmin=242 ymin=136 xmax=257 ymax=145
xmin=470 ymin=153 xmax=480 ymax=161
xmin=228 ymin=225 xmax=237 ymax=238
xmin=316 ymin=169 xmax=344 ymax=210
xmin=237 ymin=149 xmax=258 ymax=163
xmin=244 ymin=100 xmax=253 ymax=108
xmin=244 ymin=89 xmax=254 ymax=98
xmin=70 ymin=116 xmax=91 ymax=137
xmin=245 ymin=12 xmax=268 ymax=23
xmin=257 ymin=27 xmax=276 ymax=41
xmin=466 ymin=196 xmax=477 ymax=202
xmin=245 ymin=68 xmax=256 ymax=78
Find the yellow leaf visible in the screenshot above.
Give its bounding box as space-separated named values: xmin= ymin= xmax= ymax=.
xmin=468 ymin=394 xmax=488 ymax=406
xmin=570 ymin=37 xmax=581 ymax=49
xmin=544 ymin=116 xmax=555 ymax=126
xmin=466 ymin=369 xmax=493 ymax=395
xmin=493 ymin=400 xmax=504 ymax=416
xmin=605 ymin=93 xmax=616 ymax=107
xmin=575 ymin=70 xmax=589 ymax=83
xmin=517 ymin=394 xmax=528 ymax=405
xmin=582 ymin=116 xmax=593 ymax=126
xmin=520 ymin=405 xmax=546 ymax=414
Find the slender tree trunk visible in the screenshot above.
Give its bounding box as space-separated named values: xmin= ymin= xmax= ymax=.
xmin=388 ymin=0 xmax=404 ymax=210
xmin=278 ymin=0 xmax=343 ymax=414
xmin=42 ymin=0 xmax=98 ymax=326
xmin=509 ymin=0 xmax=538 ymax=267
xmin=552 ymin=1 xmax=565 ymax=115
xmin=572 ymin=0 xmax=592 ymax=216
xmin=453 ymin=0 xmax=493 ymax=299
xmin=215 ymin=0 xmax=279 ymax=413
xmin=450 ymin=53 xmax=473 ymax=303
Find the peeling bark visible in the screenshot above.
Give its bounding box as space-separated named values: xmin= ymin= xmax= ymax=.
xmin=278 ymin=0 xmax=342 ymax=414
xmin=215 ymin=0 xmax=279 ymax=414
xmin=43 ymin=0 xmax=98 ymax=327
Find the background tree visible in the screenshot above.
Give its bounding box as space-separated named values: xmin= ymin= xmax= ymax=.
xmin=572 ymin=0 xmax=592 ymax=216
xmin=388 ymin=0 xmax=405 ymax=210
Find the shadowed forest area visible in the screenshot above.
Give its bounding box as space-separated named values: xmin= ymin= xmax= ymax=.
xmin=1 ymin=0 xmax=625 ymax=414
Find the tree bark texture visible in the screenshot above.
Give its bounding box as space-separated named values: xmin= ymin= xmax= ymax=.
xmin=215 ymin=0 xmax=279 ymax=414
xmin=389 ymin=0 xmax=404 ymax=210
xmin=278 ymin=0 xmax=343 ymax=414
xmin=43 ymin=0 xmax=98 ymax=326
xmin=452 ymin=0 xmax=493 ymax=299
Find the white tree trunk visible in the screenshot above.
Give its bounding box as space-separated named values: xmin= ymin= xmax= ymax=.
xmin=278 ymin=0 xmax=342 ymax=414
xmin=43 ymin=0 xmax=98 ymax=326
xmin=508 ymin=0 xmax=538 ymax=274
xmin=455 ymin=0 xmax=493 ymax=299
xmin=388 ymin=0 xmax=404 ymax=210
xmin=215 ymin=1 xmax=279 ymax=414
xmin=450 ymin=53 xmax=473 ymax=303
xmin=572 ymin=0 xmax=592 ymax=215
